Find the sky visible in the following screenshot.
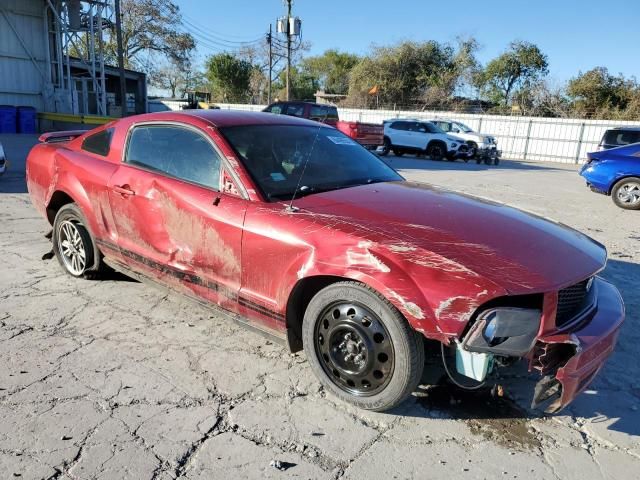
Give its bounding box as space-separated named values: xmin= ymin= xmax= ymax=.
xmin=177 ymin=0 xmax=639 ymax=84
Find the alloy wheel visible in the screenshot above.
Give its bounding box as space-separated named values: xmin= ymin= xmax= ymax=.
xmin=57 ymin=220 xmax=87 ymax=275
xmin=617 ymin=181 xmax=640 ymax=206
xmin=314 ymin=302 xmax=395 ymax=396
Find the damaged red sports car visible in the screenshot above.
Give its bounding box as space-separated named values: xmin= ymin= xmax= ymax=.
xmin=26 ymin=110 xmax=624 ymax=412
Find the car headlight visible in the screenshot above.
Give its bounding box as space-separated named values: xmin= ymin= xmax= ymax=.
xmin=462 ymin=307 xmax=541 ymax=356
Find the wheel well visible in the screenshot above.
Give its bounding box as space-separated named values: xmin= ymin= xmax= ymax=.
xmin=46 ymin=191 xmax=75 ymax=224
xmin=285 ymin=275 xmax=347 ymax=352
xmin=609 ymin=176 xmax=640 ymax=195
xmin=427 ymin=140 xmax=447 ymax=151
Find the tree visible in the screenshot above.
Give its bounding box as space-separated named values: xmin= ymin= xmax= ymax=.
xmin=68 ymin=0 xmax=195 ymax=76
xmin=301 ymin=50 xmax=359 ymax=94
xmin=567 ymin=67 xmax=640 ymax=118
xmin=271 ymin=66 xmax=317 ymax=101
xmin=150 ymin=57 xmax=202 ymax=98
xmin=476 ymin=41 xmax=548 ymax=106
xmin=205 ymin=53 xmax=253 ymax=102
xmin=110 ymin=0 xmax=195 ymax=70
xmin=347 ymin=40 xmax=479 ymax=108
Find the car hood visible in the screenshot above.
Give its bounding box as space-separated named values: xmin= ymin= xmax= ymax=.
xmin=293 ymin=181 xmax=606 ymax=293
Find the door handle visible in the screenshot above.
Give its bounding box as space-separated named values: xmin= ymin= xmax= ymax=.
xmin=112 ymin=184 xmax=135 ymax=196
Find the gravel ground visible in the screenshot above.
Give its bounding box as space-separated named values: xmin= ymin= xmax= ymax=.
xmin=1 ymin=135 xmax=639 ymax=479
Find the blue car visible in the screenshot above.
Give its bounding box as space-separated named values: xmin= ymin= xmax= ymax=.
xmin=580 ymin=142 xmax=640 ymax=210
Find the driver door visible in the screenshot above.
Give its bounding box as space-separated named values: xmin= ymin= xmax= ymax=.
xmin=107 ymin=123 xmax=247 ymax=308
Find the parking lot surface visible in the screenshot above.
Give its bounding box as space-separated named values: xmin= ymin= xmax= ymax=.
xmin=1 ymin=136 xmax=639 ymax=479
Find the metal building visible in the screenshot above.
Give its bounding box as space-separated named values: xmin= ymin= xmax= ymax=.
xmin=0 ymin=0 xmax=146 ymax=117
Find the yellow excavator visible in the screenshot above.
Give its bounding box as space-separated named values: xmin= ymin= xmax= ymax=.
xmin=182 ymin=91 xmax=220 ymax=110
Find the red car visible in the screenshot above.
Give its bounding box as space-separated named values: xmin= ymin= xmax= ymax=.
xmin=26 ymin=110 xmax=624 ymax=412
xmin=262 ymin=101 xmax=383 ymax=149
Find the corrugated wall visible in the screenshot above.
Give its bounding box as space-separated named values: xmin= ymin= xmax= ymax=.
xmin=0 ymin=0 xmax=47 ymax=109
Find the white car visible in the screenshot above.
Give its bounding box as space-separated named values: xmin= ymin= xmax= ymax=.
xmin=431 ymin=119 xmax=501 ymax=164
xmin=0 ymin=141 xmax=6 ymax=176
xmin=380 ymin=119 xmax=472 ymax=161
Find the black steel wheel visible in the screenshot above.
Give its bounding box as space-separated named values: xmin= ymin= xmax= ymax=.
xmin=314 ymin=301 xmax=395 ymax=396
xmin=303 ymin=281 xmax=424 ymax=411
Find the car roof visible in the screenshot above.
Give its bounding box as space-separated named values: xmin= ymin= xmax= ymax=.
xmin=268 ymin=101 xmax=334 ymax=107
xmin=128 ymin=109 xmax=323 ymax=128
xmin=386 ymin=118 xmax=433 ymax=123
xmin=606 ymin=126 xmax=640 ymax=132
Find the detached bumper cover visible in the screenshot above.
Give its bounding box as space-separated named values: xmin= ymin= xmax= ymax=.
xmin=533 ymin=278 xmax=625 ymax=413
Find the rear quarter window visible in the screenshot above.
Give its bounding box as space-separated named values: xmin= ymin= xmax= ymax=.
xmin=81 ymin=128 xmax=113 ymax=156
xmin=603 ymin=130 xmax=640 ymax=146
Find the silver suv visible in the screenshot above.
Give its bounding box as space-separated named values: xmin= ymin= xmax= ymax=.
xmin=381 ymin=119 xmax=472 ymax=161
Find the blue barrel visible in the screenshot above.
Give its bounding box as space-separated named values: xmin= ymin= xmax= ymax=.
xmin=0 ymin=105 xmax=17 ymax=133
xmin=17 ymin=106 xmax=37 ymax=134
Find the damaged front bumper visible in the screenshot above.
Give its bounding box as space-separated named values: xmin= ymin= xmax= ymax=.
xmin=530 ymin=277 xmax=625 ymax=413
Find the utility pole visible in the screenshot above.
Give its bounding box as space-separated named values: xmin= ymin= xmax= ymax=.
xmin=114 ymin=0 xmax=127 ymax=116
xmin=285 ymin=0 xmax=292 ymax=101
xmin=267 ymin=24 xmax=272 ymax=104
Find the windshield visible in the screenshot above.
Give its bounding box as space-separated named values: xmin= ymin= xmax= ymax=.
xmin=220 ymin=125 xmax=403 ymax=201
xmin=455 ymin=122 xmax=473 ymax=133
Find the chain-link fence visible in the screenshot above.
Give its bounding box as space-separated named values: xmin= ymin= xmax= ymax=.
xmin=210 ymin=103 xmax=640 ymax=164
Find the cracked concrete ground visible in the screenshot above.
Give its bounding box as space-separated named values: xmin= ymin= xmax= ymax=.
xmin=1 ymin=134 xmax=639 ymax=479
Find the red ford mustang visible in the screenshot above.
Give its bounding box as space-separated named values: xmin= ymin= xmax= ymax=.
xmin=26 ymin=110 xmax=624 ymax=412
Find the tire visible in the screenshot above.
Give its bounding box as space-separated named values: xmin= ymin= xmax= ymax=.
xmin=493 ymin=157 xmax=500 ymax=166
xmin=426 ymin=142 xmax=445 ymax=161
xmin=476 ymin=157 xmax=482 ymax=164
xmin=302 ymin=281 xmax=424 ymax=411
xmin=611 ymin=177 xmax=640 ymax=210
xmin=392 ymin=148 xmax=404 ymax=157
xmin=52 ymin=203 xmax=104 ymax=277
xmin=379 ymin=137 xmax=391 ymax=157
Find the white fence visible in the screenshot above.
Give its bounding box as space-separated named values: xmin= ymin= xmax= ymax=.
xmin=179 ymin=102 xmax=640 ymax=164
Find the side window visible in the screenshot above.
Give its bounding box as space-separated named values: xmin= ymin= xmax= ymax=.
xmin=309 ymin=105 xmax=328 ymax=121
xmin=437 ymin=122 xmax=451 ymax=132
xmin=425 ymin=123 xmax=439 ymax=134
xmin=266 ymin=104 xmax=283 ymax=114
xmin=125 ymin=125 xmax=222 ymax=190
xmin=285 ymin=104 xmax=305 ymax=117
xmin=326 ymin=106 xmax=339 ymax=121
xmin=414 ymin=123 xmax=427 ymax=132
xmin=390 ymin=121 xmax=406 ymax=131
xmin=82 ymin=128 xmax=113 ymax=156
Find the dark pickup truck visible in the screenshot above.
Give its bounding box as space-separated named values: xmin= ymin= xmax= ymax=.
xmin=263 ymin=101 xmax=384 ymax=150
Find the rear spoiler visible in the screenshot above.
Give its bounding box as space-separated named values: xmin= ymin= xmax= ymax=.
xmin=38 ymin=130 xmax=89 ymax=144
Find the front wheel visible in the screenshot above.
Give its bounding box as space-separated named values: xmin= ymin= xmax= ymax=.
xmin=302 ymin=282 xmax=424 ymax=411
xmin=612 ymin=177 xmax=640 ymax=210
xmin=426 ymin=143 xmax=445 ymax=161
xmin=379 ymin=137 xmax=391 ymax=157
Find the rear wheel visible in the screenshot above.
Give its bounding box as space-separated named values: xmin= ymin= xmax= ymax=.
xmin=302 ymin=282 xmax=424 ymax=411
xmin=52 ymin=203 xmax=104 ymax=277
xmin=392 ymin=148 xmax=404 ymax=157
xmin=612 ymin=177 xmax=640 ymax=210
